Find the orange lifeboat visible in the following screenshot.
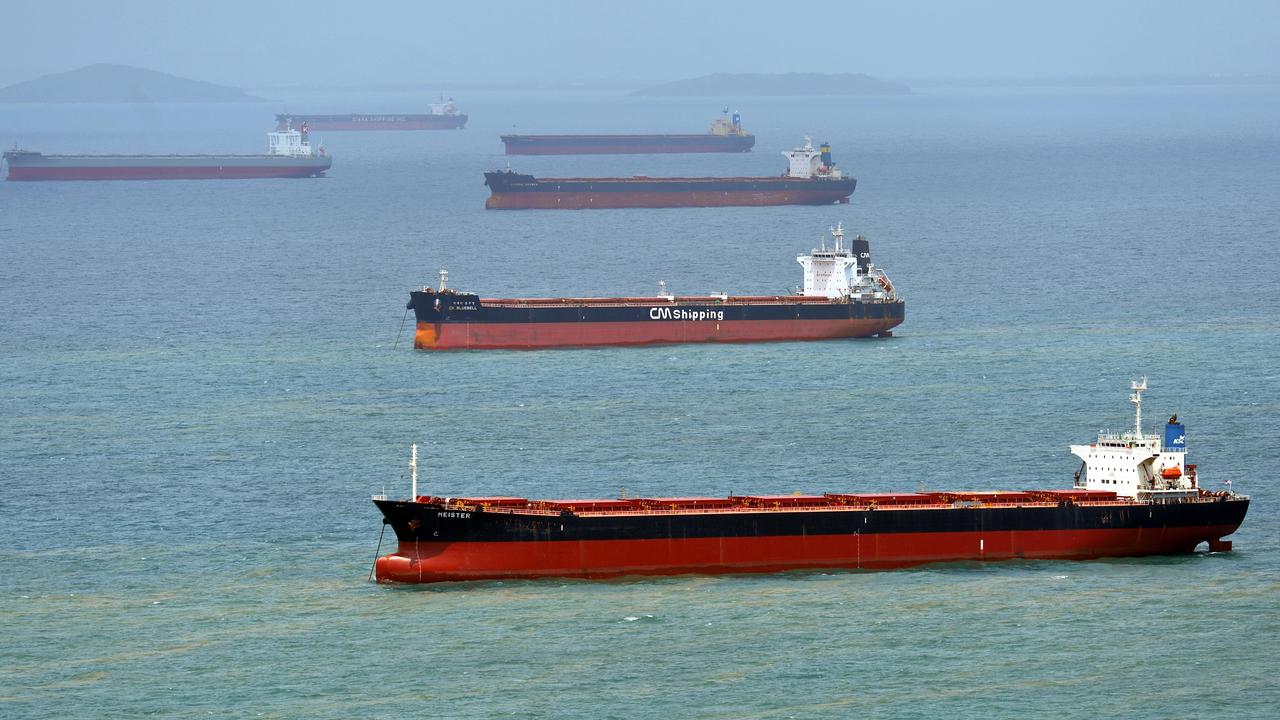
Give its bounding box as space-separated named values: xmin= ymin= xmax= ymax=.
xmin=1161 ymin=467 xmax=1183 ymax=479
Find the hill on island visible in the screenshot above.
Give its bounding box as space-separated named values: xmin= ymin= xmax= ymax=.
xmin=0 ymin=64 xmax=265 ymax=103
xmin=634 ymin=72 xmax=910 ymax=96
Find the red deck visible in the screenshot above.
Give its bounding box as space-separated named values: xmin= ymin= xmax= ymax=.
xmin=436 ymin=490 xmax=1121 ymax=514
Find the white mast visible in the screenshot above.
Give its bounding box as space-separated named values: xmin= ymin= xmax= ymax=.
xmin=1130 ymin=376 xmax=1148 ymax=439
xmin=438 ymin=268 xmax=448 ymax=292
xmin=410 ymin=443 xmax=419 ymax=500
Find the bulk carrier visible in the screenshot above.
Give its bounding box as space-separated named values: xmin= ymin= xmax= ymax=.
xmin=407 ymin=224 xmax=902 ymax=350
xmin=484 ymin=137 xmax=854 ymax=209
xmin=3 ymin=126 xmax=330 ymax=181
xmin=500 ymin=111 xmax=755 ymax=155
xmin=372 ymin=380 xmax=1248 ymax=583
xmin=276 ymin=98 xmax=465 ymax=131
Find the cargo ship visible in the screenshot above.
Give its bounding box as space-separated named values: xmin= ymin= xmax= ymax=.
xmin=372 ymin=379 xmax=1248 ymax=583
xmin=3 ymin=126 xmax=330 ymax=181
xmin=276 ymin=98 xmax=465 ymax=131
xmin=408 ymin=224 xmax=902 ymax=350
xmin=500 ymin=111 xmax=755 ymax=155
xmin=484 ymin=137 xmax=854 ymax=209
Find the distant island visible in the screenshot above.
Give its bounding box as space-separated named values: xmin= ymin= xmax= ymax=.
xmin=634 ymin=72 xmax=910 ymax=96
xmin=907 ymin=73 xmax=1280 ymax=88
xmin=0 ymin=64 xmax=265 ymax=103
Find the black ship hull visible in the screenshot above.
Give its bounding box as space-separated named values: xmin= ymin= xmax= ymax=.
xmin=406 ymin=290 xmax=904 ymax=349
xmin=373 ymin=494 xmax=1249 ymax=582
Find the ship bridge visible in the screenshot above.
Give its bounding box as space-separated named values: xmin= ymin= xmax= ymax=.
xmin=268 ymin=124 xmax=321 ymax=157
xmin=709 ymin=110 xmax=748 ymax=137
xmin=784 ymin=137 xmax=843 ymax=179
xmin=1070 ymin=378 xmax=1197 ymax=502
xmin=797 ymin=224 xmax=896 ymax=301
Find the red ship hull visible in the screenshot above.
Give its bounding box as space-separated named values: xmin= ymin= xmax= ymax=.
xmin=415 ymin=317 xmax=898 ymax=350
xmin=483 ymin=170 xmax=856 ymax=209
xmin=375 ymin=525 xmax=1242 ymax=583
xmin=6 ymin=165 xmax=328 ymax=181
xmin=485 ymin=188 xmax=854 ymax=209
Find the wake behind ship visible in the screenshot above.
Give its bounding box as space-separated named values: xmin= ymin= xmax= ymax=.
xmin=484 ymin=137 xmax=854 ymax=209
xmin=408 ymin=224 xmax=902 ymax=350
xmin=3 ymin=126 xmax=330 ymax=181
xmin=501 ymin=111 xmax=755 ymax=155
xmin=372 ymin=380 xmax=1248 ymax=583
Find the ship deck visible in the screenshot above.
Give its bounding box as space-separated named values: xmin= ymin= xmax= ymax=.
xmin=23 ymin=154 xmax=309 ymax=159
xmin=501 ymin=133 xmax=750 ymax=140
xmin=277 ymin=113 xmax=454 ymax=119
xmin=410 ymin=489 xmax=1234 ymax=518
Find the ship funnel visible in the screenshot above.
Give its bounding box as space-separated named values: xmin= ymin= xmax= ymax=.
xmin=1164 ymin=419 xmax=1186 ymax=451
xmin=820 ymin=142 xmax=833 ymax=167
xmin=851 ymin=235 xmax=871 ymax=272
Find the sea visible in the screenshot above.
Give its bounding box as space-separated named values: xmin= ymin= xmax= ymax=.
xmin=1 ymin=85 xmax=1277 ymax=719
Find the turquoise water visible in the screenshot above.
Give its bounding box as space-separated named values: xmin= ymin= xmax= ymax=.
xmin=2 ymin=87 xmax=1278 ymax=718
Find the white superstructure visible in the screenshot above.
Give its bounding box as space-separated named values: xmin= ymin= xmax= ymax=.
xmin=267 ymin=125 xmax=322 ymax=158
xmin=709 ymin=110 xmax=748 ymax=136
xmin=1070 ymin=378 xmax=1199 ymax=502
xmin=797 ymin=223 xmax=896 ymax=301
xmin=783 ymin=137 xmax=843 ymax=180
xmin=429 ymin=98 xmax=460 ymax=116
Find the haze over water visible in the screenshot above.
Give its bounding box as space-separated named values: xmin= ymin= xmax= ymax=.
xmin=2 ymin=85 xmax=1279 ymax=717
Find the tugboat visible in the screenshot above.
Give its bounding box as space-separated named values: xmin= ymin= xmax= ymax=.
xmin=3 ymin=125 xmax=331 ymax=181
xmin=407 ymin=223 xmax=902 ymax=350
xmin=372 ymin=379 xmax=1248 ymax=583
xmin=483 ymin=137 xmax=855 ymax=209
xmin=500 ymin=110 xmax=756 ymax=155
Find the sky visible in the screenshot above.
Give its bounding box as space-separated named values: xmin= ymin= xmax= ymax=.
xmin=3 ymin=0 xmax=1279 ymax=88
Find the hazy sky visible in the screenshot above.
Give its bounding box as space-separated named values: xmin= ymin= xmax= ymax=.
xmin=4 ymin=0 xmax=1278 ymax=88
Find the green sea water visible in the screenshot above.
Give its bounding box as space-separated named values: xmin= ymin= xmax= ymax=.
xmin=2 ymin=87 xmax=1277 ymax=718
